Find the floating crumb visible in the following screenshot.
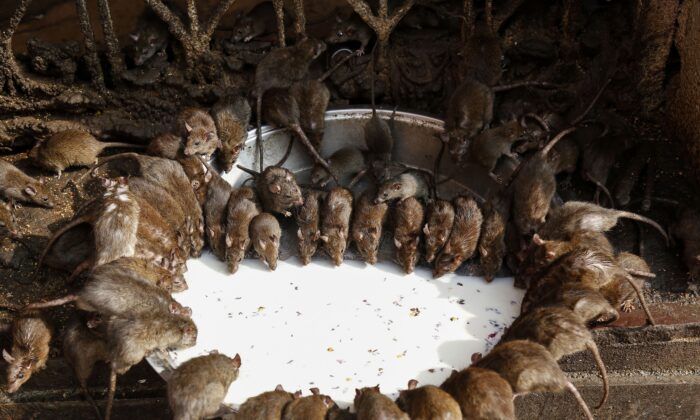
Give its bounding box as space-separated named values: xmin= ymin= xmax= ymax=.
xmin=409 ymin=308 xmax=421 ymax=317
xmin=450 ymin=316 xmax=459 ymax=321
xmin=327 ymin=347 xmax=334 ymax=352
xmin=396 ymin=350 xmax=407 ymax=359
xmin=257 ymin=306 xmax=265 ymax=312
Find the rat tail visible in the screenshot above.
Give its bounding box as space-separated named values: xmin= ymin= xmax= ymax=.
xmin=565 ymin=381 xmax=594 ymax=420
xmin=76 ymin=152 xmax=142 ymax=182
xmin=318 ymin=48 xmax=362 ymax=82
xmin=616 ymin=210 xmax=669 ymax=246
xmin=256 ymin=93 xmax=264 ymax=173
xmin=539 ymin=126 xmax=577 ymax=157
xmin=24 ymin=294 xmax=79 ymax=310
xmin=370 ymin=43 xmax=377 ymax=116
xmin=570 ymin=78 xmax=612 ymax=126
xmin=584 ymin=174 xmax=615 ymax=209
xmin=274 ymin=136 xmax=294 ymax=167
xmin=100 ymin=142 xmax=146 ymax=151
xmin=290 ymin=125 xmax=338 ymax=184
xmin=236 ymin=165 xmax=261 ymax=178
xmin=104 ymin=368 xmax=117 ymax=420
xmin=38 ymin=215 xmax=93 ymax=269
xmin=491 ymin=80 xmax=560 ymax=93
xmin=81 ymin=385 xmax=104 ymax=420
xmin=587 ymin=341 xmax=609 ymax=409
xmin=624 ymin=274 xmax=656 ymax=326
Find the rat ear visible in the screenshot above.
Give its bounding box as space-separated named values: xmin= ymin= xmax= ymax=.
xmin=392 ymin=183 xmax=401 ymax=191
xmin=532 ymin=234 xmax=544 ymax=246
xmin=275 ymin=384 xmax=285 ymax=391
xmin=225 ymin=234 xmax=233 ymax=247
xmin=322 ymin=395 xmax=333 ymax=406
xmin=184 ymin=122 xmax=193 ymax=132
xmin=355 ymin=388 xmax=361 ymax=397
xmin=479 ymin=245 xmax=488 ymax=257
xmin=208 ymin=227 xmax=215 ymax=238
xmin=357 ymin=232 xmax=364 ymax=241
xmin=232 ymin=353 xmax=242 ymax=368
xmin=269 ymin=183 xmax=281 ymax=194
xmin=168 ymin=302 xmax=179 ymax=313
xmin=373 ymin=385 xmax=380 ymax=392
xmin=2 ymin=349 xmax=14 ymax=363
xmin=313 ymin=231 xmax=321 ymax=240
xmin=293 ymin=390 xmax=302 ymax=399
xmin=423 ymin=224 xmax=430 ymax=235
xmin=394 ymin=238 xmax=402 ymax=248
xmin=297 ymin=228 xmax=303 ymax=240
xmin=310 ymin=387 xmax=320 ymax=395
xmin=338 ymin=230 xmax=345 ymax=241
xmin=407 ymin=379 xmax=418 ymax=389
xmin=129 ymin=33 xmax=139 ymax=42
xmin=258 ymin=239 xmax=266 ymax=251
xmin=24 ymin=186 xmax=36 ymax=196
xmin=471 ymin=352 xmax=483 ymax=363
xmin=320 ymin=235 xmax=329 ymax=242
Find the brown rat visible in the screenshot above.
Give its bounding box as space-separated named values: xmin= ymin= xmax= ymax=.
xmin=62 ymin=315 xmax=108 ymax=419
xmin=237 ymin=384 xmax=301 ymax=420
xmin=433 ymin=196 xmax=483 ymax=278
xmin=466 ymin=120 xmax=523 ymax=175
xmin=104 ymin=314 xmax=197 ymax=420
xmin=614 ymin=143 xmax=651 ymax=207
xmin=440 ymin=367 xmax=515 ymax=420
xmin=500 ymin=306 xmax=609 ymax=408
xmin=310 ymin=146 xmax=365 ymax=188
xmin=393 ymin=196 xmax=425 ymax=274
xmin=0 ymin=199 xmax=20 ymax=237
xmin=282 ymin=388 xmax=334 ymax=420
xmin=296 ymin=189 xmax=324 ymax=265
xmin=601 ymin=252 xmax=655 ymax=321
xmin=290 ymin=79 xmax=330 ymax=150
xmin=239 ymin=165 xmax=303 ymax=217
xmin=423 ymin=199 xmax=455 ymax=264
xmin=176 ymin=107 xmax=221 ymax=158
xmin=536 ymin=200 xmax=668 ymax=244
xmin=146 ymin=132 xmax=184 ymax=160
xmin=0 ymin=159 xmax=54 ymax=208
xmin=478 ymin=201 xmax=509 ymax=282
xmin=179 ymin=154 xmax=212 ymax=206
xmin=132 ymin=194 xmax=187 ymax=275
xmin=351 ymin=190 xmax=388 ymax=265
xmin=168 ymin=352 xmax=242 ymax=420
xmin=24 ymin=259 xmax=192 ymax=318
xmin=320 ymin=187 xmax=353 ymax=266
xmin=364 ymin=55 xmax=393 ymax=165
xmin=396 ymin=379 xmax=461 ymax=420
xmin=444 ymin=78 xmax=494 ymax=162
xmin=204 ymin=168 xmax=233 ymax=260
xmin=230 ymin=1 xmax=279 ymax=43
xmin=354 ymin=386 xmax=409 ymax=420
xmin=104 ymin=256 xmax=188 ymax=293
xmin=40 ymin=224 xmax=94 ymax=274
xmin=325 ymin=12 xmax=373 ymax=54
xmin=261 ymin=88 xmax=335 ymax=179
xmin=475 ymin=340 xmax=594 ymax=420
xmin=374 ymin=171 xmax=430 ymax=204
xmin=29 ymin=129 xmax=143 ymax=177
xmin=2 ymin=310 xmax=51 ymax=393
xmin=250 ymin=212 xmax=281 ymax=270
xmin=254 ymin=38 xmax=326 ymax=171
xmin=129 ymin=8 xmax=169 ymax=66
xmin=212 ymin=96 xmax=251 ymax=173
xmin=225 ymin=187 xmax=261 ymax=274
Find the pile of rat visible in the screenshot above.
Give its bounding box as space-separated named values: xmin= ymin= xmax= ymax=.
xmin=2 ymin=14 xmax=700 ymax=420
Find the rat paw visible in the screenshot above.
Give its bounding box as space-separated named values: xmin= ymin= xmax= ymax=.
xmin=621 ymin=300 xmax=635 ymax=313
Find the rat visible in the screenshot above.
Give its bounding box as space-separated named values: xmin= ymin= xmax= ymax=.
xmin=602 ymin=252 xmax=655 ymax=321
xmin=500 ymin=306 xmax=609 ymax=408
xmin=320 ymin=187 xmax=353 ymax=266
xmin=237 ymin=384 xmax=301 ymax=420
xmin=62 ymin=315 xmax=108 ymax=419
xmin=444 ymin=78 xmax=495 ymax=162
xmin=38 ymin=177 xmax=139 ymax=278
xmin=669 ymin=207 xmax=700 ymax=283
xmin=325 ymin=12 xmax=373 ymax=53
xmin=351 ymin=190 xmax=388 ymax=265
xmin=475 ymin=340 xmax=594 ymax=420
xmin=105 ymin=256 xmax=188 ymax=293
xmin=310 ymin=147 xmax=366 ymax=188
xmin=132 ymin=193 xmax=187 ymax=275
xmin=29 ymin=129 xmax=144 ymax=177
xmin=363 ymin=54 xmax=393 ymax=166
xmin=2 ymin=310 xmax=51 ymax=393
xmin=433 ymin=196 xmax=483 ymax=278
xmin=261 ymin=88 xmax=336 ymax=179
xmin=536 ymin=201 xmax=668 ymax=244
xmin=374 ymin=171 xmax=429 ymax=204
xmin=104 ymin=314 xmax=197 ymax=420
xmin=466 ymin=119 xmax=523 ymax=175
xmin=179 ymin=155 xmax=212 ymax=206
xmin=23 ymin=260 xmax=192 ymax=318
xmin=129 ymin=8 xmax=169 ymax=66
xmin=250 ymin=212 xmax=281 ymax=270
xmin=327 ymin=405 xmax=357 ymax=420
xmin=423 ymin=199 xmax=455 ymax=264
xmin=40 ymin=224 xmax=94 ymax=274
xmin=440 ymin=367 xmax=515 ymax=420
xmin=204 ymin=169 xmax=233 ymax=260
xmin=354 ymin=386 xmax=409 ymax=420
xmin=225 ymin=187 xmax=261 ymax=274
xmin=296 ymin=189 xmax=324 ymax=265
xmin=510 ymin=127 xmax=578 ymax=235
xmin=0 ymin=199 xmax=20 ymax=237
xmin=212 ymin=96 xmax=251 ymax=173
xmin=239 ymin=165 xmax=304 ymax=217
xmin=478 ymin=200 xmax=509 ymax=282
xmin=253 ymin=38 xmax=326 ymax=171
xmin=0 ymin=159 xmax=54 ymax=208
xmin=231 ymin=1 xmax=279 ymax=43
xmin=282 ymin=388 xmax=334 ymax=420
xmin=393 ymin=196 xmax=425 ymax=274
xmin=614 ymin=143 xmax=651 ymax=207
xmin=395 ymin=379 xmax=461 ymax=420
xmin=290 ymin=79 xmax=331 ymax=150
xmin=146 ymin=132 xmax=185 ymax=160
xmin=176 ymin=108 xmax=221 ymax=158
xmin=168 ymin=352 xmax=242 ymax=420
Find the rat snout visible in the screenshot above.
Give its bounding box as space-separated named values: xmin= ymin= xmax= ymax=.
xmin=295 ymin=197 xmax=304 ymax=207
xmin=5 ymin=380 xmax=20 ymax=394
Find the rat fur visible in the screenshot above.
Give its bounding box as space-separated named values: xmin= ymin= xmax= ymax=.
xmin=354 ymin=386 xmax=409 ymax=420
xmin=423 ymin=199 xmax=455 ymax=264
xmin=240 ymin=165 xmax=303 ymax=217
xmin=290 ymin=79 xmax=330 ymax=150
xmin=204 ymin=169 xmax=233 ymax=260
xmin=325 ymin=12 xmax=373 ymax=53
xmin=466 ymin=120 xmax=523 ymax=174
xmin=351 ymin=190 xmax=388 ymax=265
xmin=179 ymin=155 xmax=212 ymax=206
xmin=176 ymin=107 xmax=221 ymax=158
xmin=440 ymin=367 xmax=515 ymax=420
xmin=393 ymin=196 xmax=425 ymax=274
xmin=433 ymin=196 xmax=483 ymax=278
xmin=0 ymin=159 xmax=54 ymax=207
xmin=296 ymin=189 xmax=324 ymax=265
xmin=225 ymin=187 xmax=261 ymax=273
xmin=0 ymin=200 xmax=20 ymax=237
xmin=310 ymin=146 xmax=365 ymax=188
xmin=237 ymin=385 xmax=300 ymax=420
xmin=250 ymin=212 xmax=281 ymax=270
xmin=445 ymin=78 xmax=494 ymax=162
xmin=168 ymin=352 xmax=241 ymax=420
xmin=2 ymin=311 xmax=51 ymax=393
xmin=321 ymin=187 xmax=353 ymax=266
xmin=396 ymin=380 xmax=461 ymax=420
xmin=374 ymin=171 xmax=429 ymax=204
xmin=478 ymin=202 xmax=509 ymax=282
xmin=212 ymin=96 xmax=251 ymax=173
xmin=282 ymin=388 xmax=334 ymax=420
